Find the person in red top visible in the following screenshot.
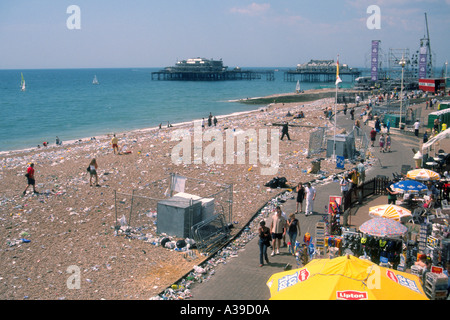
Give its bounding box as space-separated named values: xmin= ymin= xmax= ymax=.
xmin=370 ymin=128 xmax=377 ymax=147
xmin=23 ymin=163 xmax=38 ymax=195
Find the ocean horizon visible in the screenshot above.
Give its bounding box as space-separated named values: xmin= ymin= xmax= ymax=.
xmin=0 ymin=67 xmax=364 ymax=153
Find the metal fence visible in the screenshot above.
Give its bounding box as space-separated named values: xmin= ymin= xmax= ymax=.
xmin=342 ymin=176 xmax=389 ymax=212
xmin=307 ymin=127 xmax=327 ymax=158
xmin=349 ymin=127 xmax=370 ymax=160
xmin=114 ymin=174 xmax=233 ymax=250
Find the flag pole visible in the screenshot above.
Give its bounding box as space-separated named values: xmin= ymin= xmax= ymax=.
xmin=333 ymin=54 xmax=341 ymax=162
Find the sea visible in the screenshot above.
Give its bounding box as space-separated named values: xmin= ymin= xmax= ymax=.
xmin=0 ymin=68 xmax=365 ymax=153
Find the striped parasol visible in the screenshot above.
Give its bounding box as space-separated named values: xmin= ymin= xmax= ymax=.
xmin=406 ymin=169 xmax=440 ymax=181
xmin=369 ymin=204 xmax=411 ymax=221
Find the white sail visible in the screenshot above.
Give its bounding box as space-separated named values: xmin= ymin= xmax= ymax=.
xmin=295 ymin=80 xmax=300 ymax=93
xmin=93 ymin=75 xmax=99 ymax=85
xmin=21 ymin=73 xmax=26 ymax=91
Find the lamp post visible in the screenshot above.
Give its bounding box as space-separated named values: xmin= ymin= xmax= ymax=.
xmin=399 ymin=56 xmax=406 ymax=129
xmin=446 ymin=60 xmax=448 ymax=79
xmin=446 ymin=61 xmax=448 ymax=95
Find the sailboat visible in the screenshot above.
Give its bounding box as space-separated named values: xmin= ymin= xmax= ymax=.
xmin=20 ymin=73 xmax=26 ymax=91
xmin=92 ymin=75 xmax=99 ymax=85
xmin=295 ymin=80 xmax=300 ymax=93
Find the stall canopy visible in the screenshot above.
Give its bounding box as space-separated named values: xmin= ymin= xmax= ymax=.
xmin=266 ymin=255 xmax=428 ymax=300
xmin=422 ymin=128 xmax=450 ymax=150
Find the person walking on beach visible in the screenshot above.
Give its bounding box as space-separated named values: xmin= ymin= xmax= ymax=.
xmin=258 ymin=220 xmax=271 ymax=267
xmin=385 ymin=133 xmax=391 ymax=152
xmin=304 ymin=182 xmax=316 ymax=216
xmin=295 ymin=182 xmax=305 ymax=214
xmin=88 ymin=158 xmax=99 ymax=186
xmin=272 ymin=206 xmax=288 ymax=247
xmin=379 ymin=134 xmax=385 ymax=152
xmin=357 ymin=159 xmax=366 ymax=185
xmin=340 ymin=174 xmax=350 ymax=198
xmin=208 ymin=113 xmax=212 ymax=127
xmin=414 ymin=119 xmax=420 ymax=137
xmin=111 ymin=134 xmax=119 ymax=154
xmin=280 ymin=122 xmax=291 ymax=141
xmin=270 ymin=207 xmax=286 ymax=256
xmin=23 ymin=163 xmax=38 ymax=195
xmin=370 ymin=128 xmax=377 ymax=147
xmin=213 ymin=116 xmax=217 ymax=126
xmin=286 ymin=213 xmax=301 ymax=255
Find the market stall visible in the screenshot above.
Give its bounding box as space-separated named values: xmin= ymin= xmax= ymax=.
xmin=266 ymin=255 xmax=428 ymax=300
xmin=311 ymin=171 xmax=450 ymax=300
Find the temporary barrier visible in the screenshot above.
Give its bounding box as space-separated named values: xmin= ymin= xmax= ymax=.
xmin=114 ymin=173 xmax=233 ymax=241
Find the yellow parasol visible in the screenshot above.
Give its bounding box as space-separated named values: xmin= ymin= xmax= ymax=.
xmin=406 ymin=169 xmax=440 ymax=181
xmin=369 ymin=204 xmax=411 ymax=221
xmin=266 ymin=255 xmax=428 ymax=300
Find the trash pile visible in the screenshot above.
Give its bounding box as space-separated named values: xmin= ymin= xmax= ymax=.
xmin=150 ymin=190 xmax=294 ymax=300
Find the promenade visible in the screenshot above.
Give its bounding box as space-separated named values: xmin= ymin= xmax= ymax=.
xmin=188 ymin=98 xmax=427 ymax=300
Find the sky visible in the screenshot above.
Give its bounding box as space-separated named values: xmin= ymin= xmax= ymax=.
xmin=0 ymin=0 xmax=449 ymax=69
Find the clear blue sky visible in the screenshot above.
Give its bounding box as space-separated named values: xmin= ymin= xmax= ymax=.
xmin=0 ymin=0 xmax=449 ymax=69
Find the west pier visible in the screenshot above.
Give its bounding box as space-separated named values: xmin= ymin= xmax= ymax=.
xmin=284 ymin=59 xmax=361 ymax=82
xmin=151 ymin=58 xmax=274 ymax=81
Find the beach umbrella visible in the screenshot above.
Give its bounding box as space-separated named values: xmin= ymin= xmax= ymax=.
xmin=406 ymin=169 xmax=440 ymax=181
xmin=369 ymin=204 xmax=411 ymax=221
xmin=359 ymin=217 xmax=407 ymax=237
xmin=391 ymin=180 xmax=428 ymax=194
xmin=266 ymin=255 xmax=428 ymax=300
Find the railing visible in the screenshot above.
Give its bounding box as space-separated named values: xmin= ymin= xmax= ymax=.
xmin=342 ymin=176 xmax=389 ymax=211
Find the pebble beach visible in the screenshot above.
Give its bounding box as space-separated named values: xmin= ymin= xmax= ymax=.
xmin=0 ymin=88 xmax=354 ymax=300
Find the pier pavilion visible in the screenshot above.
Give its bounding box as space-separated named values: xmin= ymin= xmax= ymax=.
xmin=284 ymin=59 xmax=361 ymax=82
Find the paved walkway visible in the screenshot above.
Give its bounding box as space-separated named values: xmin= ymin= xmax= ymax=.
xmin=189 ymin=100 xmax=424 ymax=300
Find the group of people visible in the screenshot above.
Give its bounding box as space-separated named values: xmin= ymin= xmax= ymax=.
xmin=202 ymin=112 xmax=218 ymax=128
xmin=24 ymin=157 xmax=101 ymax=195
xmin=257 ymin=183 xmax=317 ymax=267
xmin=339 ymin=160 xmax=366 ymax=199
xmin=257 ymin=206 xmax=302 ymax=267
xmin=370 ymin=127 xmax=392 ymax=152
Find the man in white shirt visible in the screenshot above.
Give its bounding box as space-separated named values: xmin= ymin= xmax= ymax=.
xmin=340 ymin=175 xmax=350 ymax=198
xmin=414 ymin=119 xmax=420 ymax=137
xmin=305 ymin=182 xmax=316 ymax=216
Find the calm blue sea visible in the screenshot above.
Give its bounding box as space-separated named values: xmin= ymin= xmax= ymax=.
xmin=0 ymin=68 xmax=362 ymax=152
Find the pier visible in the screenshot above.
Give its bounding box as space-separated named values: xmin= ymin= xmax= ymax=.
xmin=151 ymin=57 xmax=274 ymax=81
xmin=284 ymin=59 xmax=361 ymax=82
xmin=151 ymin=68 xmax=275 ymax=81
